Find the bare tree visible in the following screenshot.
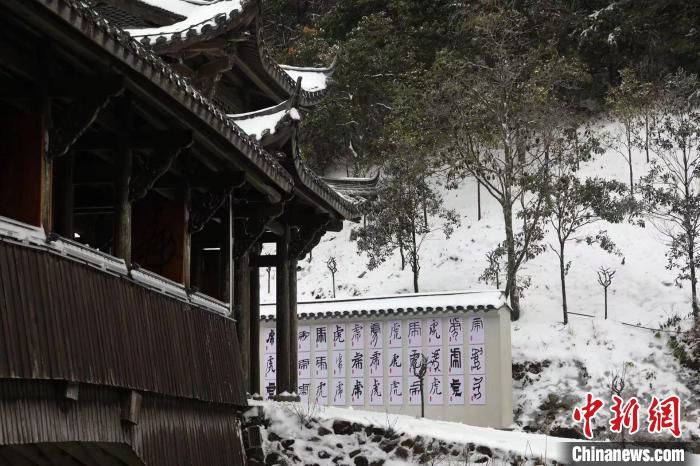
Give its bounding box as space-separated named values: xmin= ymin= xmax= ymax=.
xmin=412 ymin=354 xmax=428 ymax=418
xmin=266 ymin=266 xmax=272 ymax=294
xmin=326 ymin=256 xmax=338 ymax=298
xmin=597 ymin=267 xmax=616 ymax=320
xmin=639 ymin=70 xmax=700 ymax=323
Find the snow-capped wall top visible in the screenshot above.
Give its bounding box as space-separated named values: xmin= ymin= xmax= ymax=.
xmin=127 ymin=0 xmax=243 ymax=44
xmin=260 ymin=290 xmax=509 ymax=320
xmin=278 ymin=65 xmax=332 ymax=92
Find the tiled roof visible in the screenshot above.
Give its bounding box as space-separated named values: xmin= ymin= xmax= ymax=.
xmin=260 ymin=290 xmax=510 ymax=321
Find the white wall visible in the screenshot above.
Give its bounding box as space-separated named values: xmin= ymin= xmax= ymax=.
xmin=259 ymin=307 xmax=513 ymax=428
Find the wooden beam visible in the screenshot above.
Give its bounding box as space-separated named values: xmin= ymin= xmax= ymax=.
xmin=234 ymin=202 xmax=284 ymax=219
xmin=121 ymin=390 xmax=143 ymax=425
xmin=249 ymin=252 xmax=261 ymax=394
xmin=194 ymin=56 xmax=234 ymax=81
xmin=48 ymin=76 xmax=124 ymax=159
xmin=129 ymin=131 xmax=193 ymax=201
xmin=289 ymin=258 xmax=298 ymax=393
xmin=232 ymin=55 xmax=284 ymax=104
xmin=73 ymin=129 xmax=192 ymax=151
xmin=249 ymin=255 xmax=276 ymax=268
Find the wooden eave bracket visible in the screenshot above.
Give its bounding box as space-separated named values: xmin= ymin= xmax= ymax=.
xmin=48 ymin=76 xmax=125 ymax=160
xmin=129 ymin=131 xmax=194 ymax=202
xmin=232 ymin=202 xmax=284 ymax=258
xmin=121 ymin=390 xmax=143 ymax=426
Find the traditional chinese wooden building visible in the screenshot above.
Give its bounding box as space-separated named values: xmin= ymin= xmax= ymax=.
xmin=0 ymin=0 xmax=375 ymax=464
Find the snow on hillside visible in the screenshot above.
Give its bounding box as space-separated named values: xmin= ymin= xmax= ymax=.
xmin=262 ymin=123 xmax=700 ymax=441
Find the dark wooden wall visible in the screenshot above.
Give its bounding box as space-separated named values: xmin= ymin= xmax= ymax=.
xmin=0 ymin=380 xmax=246 ymax=466
xmin=0 ymin=240 xmax=246 ymax=405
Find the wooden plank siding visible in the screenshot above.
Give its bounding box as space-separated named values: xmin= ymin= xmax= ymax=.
xmin=0 ymin=380 xmax=246 ymax=465
xmin=0 ymin=240 xmax=247 ymax=406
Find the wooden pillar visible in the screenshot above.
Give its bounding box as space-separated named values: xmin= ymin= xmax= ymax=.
xmin=53 ymin=152 xmax=74 ymax=238
xmin=289 ymin=258 xmax=298 ymax=393
xmin=114 ymin=98 xmax=132 ymax=263
xmin=183 ymin=187 xmax=192 ymax=288
xmin=275 ymin=225 xmax=291 ymax=395
xmin=249 ymin=252 xmax=261 ymax=395
xmin=235 ymin=251 xmax=251 ymax=392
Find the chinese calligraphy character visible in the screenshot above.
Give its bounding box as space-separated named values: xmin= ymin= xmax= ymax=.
xmin=409 ymin=380 xmax=421 ymax=397
xmin=429 ymin=320 xmax=441 ymax=339
xmin=390 ymin=353 xmax=402 ymax=368
xmin=370 ymin=351 xmax=381 ymax=371
xmin=450 ymin=347 xmax=462 ymax=370
xmin=265 ymin=355 xmax=275 ymax=376
xmin=351 ymin=323 xmax=363 ymax=346
xmin=409 ymin=349 xmax=421 ymax=372
xmin=609 ymin=395 xmax=640 ymax=434
xmin=315 ymin=381 xmax=327 ymax=400
xmin=334 ymin=380 xmax=344 ymax=401
xmin=371 ymin=379 xmax=381 ymax=402
xmin=391 ymin=380 xmax=402 ymax=396
xmin=470 ymin=317 xmax=483 ymax=333
xmin=389 ymin=321 xmax=401 ymax=343
xmin=316 ymin=327 xmax=327 ymax=344
xmin=316 ymin=356 xmax=328 ymax=371
xmin=298 ymin=329 xmax=310 ymax=342
xmin=335 ymin=353 xmax=344 ymax=372
xmin=429 ymin=348 xmax=441 ymax=373
xmin=429 ymin=377 xmax=442 ymax=395
xmin=450 ymin=378 xmax=462 ymax=397
xmin=265 ymin=381 xmax=276 ymax=399
xmin=351 ymin=352 xmax=364 ymax=370
xmin=352 ymin=380 xmax=363 ymax=399
xmin=470 ymin=347 xmax=484 ymax=373
xmin=298 ymin=358 xmax=309 ymax=371
xmin=409 ymin=321 xmax=421 ymax=338
xmin=572 ymin=393 xmax=605 ymax=439
xmin=370 ymin=322 xmax=381 ymax=347
xmin=298 ymin=383 xmax=310 ymax=396
xmin=266 ymin=329 xmax=276 ymax=345
xmin=470 ymin=376 xmax=485 ymax=403
xmin=333 ymin=325 xmax=345 ymax=344
xmin=647 ymin=395 xmax=681 ymax=438
xmin=449 ymin=318 xmax=462 ymax=340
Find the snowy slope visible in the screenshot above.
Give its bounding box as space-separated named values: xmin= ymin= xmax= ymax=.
xmin=261 ymin=123 xmax=700 ymax=440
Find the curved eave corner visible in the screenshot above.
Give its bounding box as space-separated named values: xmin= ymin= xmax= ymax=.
xmin=126 ymin=0 xmax=253 ymax=52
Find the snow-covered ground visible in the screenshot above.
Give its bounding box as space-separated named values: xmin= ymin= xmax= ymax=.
xmin=261 ymin=124 xmax=700 ymax=441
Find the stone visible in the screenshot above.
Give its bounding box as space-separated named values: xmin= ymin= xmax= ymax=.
xmin=268 ymin=432 xmax=282 ymax=442
xmin=400 ymin=438 xmax=414 ymax=448
xmin=394 ymin=446 xmax=410 ymax=459
xmin=418 ymin=453 xmax=431 ymax=464
xmin=318 ymin=426 xmax=333 ymax=436
xmin=475 ymin=445 xmax=492 ymax=457
xmin=352 ymin=422 xmax=364 ymax=433
xmin=353 ymin=456 xmax=369 ymax=466
xmin=369 ymin=460 xmax=385 ymax=466
xmin=349 ymin=449 xmax=362 ymax=458
xmin=371 ymin=435 xmax=382 ymax=443
xmin=474 ymin=455 xmax=489 ymax=464
xmin=333 ymin=419 xmax=354 ymax=435
xmin=281 ymin=439 xmax=295 ymax=450
xmin=264 ymin=452 xmax=282 ymax=465
xmin=412 ymin=442 xmax=425 ymax=455
xmin=318 ymin=450 xmax=331 ymax=459
xmin=379 ymin=439 xmax=398 ymax=453
xmin=336 ymin=443 xmax=344 ymax=450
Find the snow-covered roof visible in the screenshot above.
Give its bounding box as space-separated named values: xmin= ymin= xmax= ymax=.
xmin=228 ymin=103 xmax=301 ymax=141
xmin=126 ymin=0 xmax=243 ymax=44
xmin=278 ymin=65 xmax=332 ymax=92
xmin=260 ymin=290 xmax=509 ymax=320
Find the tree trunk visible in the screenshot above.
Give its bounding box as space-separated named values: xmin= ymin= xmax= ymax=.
xmin=688 ymin=235 xmax=698 ymax=321
xmin=398 ymin=237 xmax=405 ymax=271
xmin=503 ymin=201 xmax=521 ymax=317
xmin=604 ymin=287 xmax=608 ymax=319
xmin=419 ymin=377 xmax=425 ymax=418
xmin=559 ymin=242 xmax=568 ymax=325
xmin=644 ymin=115 xmax=650 ymax=163
xmin=477 ymin=181 xmax=482 ymax=221
xmin=423 ymin=202 xmax=428 ymax=229
xmin=627 ymin=128 xmax=634 ymax=195
xmin=411 ymin=218 xmax=419 ymax=293
xmin=331 ymin=273 xmax=336 ymax=298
